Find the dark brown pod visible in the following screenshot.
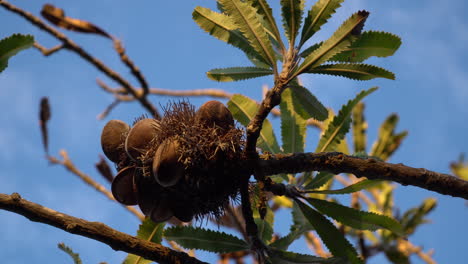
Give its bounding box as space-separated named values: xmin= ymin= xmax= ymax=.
xmin=150 ymin=196 xmax=173 ymax=223
xmin=101 ymin=120 xmax=130 ymax=162
xmin=125 ymin=118 xmax=160 ymax=161
xmin=152 ymin=139 xmax=184 ymax=187
xmin=171 ymin=202 xmax=194 ymax=222
xmin=195 ymin=100 xmax=234 ymax=132
xmin=111 ymin=166 xmax=138 ymax=205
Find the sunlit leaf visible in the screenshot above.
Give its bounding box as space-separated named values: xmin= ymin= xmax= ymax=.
xmin=219 ymin=0 xmax=277 ymax=67
xmin=58 ymin=243 xmax=82 ymax=264
xmin=123 ymin=219 xmax=165 ymax=264
xmin=316 ymin=87 xmax=377 ymax=152
xmin=280 ymin=0 xmax=304 ymax=44
xmin=305 ymin=198 xmax=404 ymax=236
xmin=164 ymin=226 xmax=248 ymax=253
xmin=269 ymin=249 xmax=343 ymax=263
xmin=306 ymin=179 xmax=383 ymax=194
xmin=370 ymin=114 xmax=408 ymax=161
xmin=307 ymin=63 xmax=395 ymax=80
xmin=295 ymin=199 xmax=362 ymax=263
xmin=401 ymin=198 xmax=437 ymax=235
xmin=352 ymin=102 xmax=366 ymax=153
xmin=255 ymin=218 xmax=274 ymax=243
xmin=228 ymin=94 xmax=281 ymax=153
xmin=207 ymin=66 xmax=273 ymax=82
xmin=290 ymin=85 xmax=328 ymax=121
xmin=299 ymin=0 xmax=344 ymax=47
xmin=303 ymin=172 xmax=334 ymax=190
xmin=331 ymin=31 xmax=401 ymax=62
xmin=280 ymin=87 xmax=307 ymax=153
xmin=0 ymin=34 xmax=34 ymax=73
xmin=451 ymin=154 xmax=468 ymax=181
xmin=248 ymin=0 xmax=284 ymax=50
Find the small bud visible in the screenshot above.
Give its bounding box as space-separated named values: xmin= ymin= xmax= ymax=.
xmin=195 ymin=101 xmax=234 ymax=132
xmin=111 ymin=166 xmax=137 ymax=205
xmin=125 ymin=118 xmax=160 ymax=161
xmin=101 ymin=120 xmax=130 ymax=162
xmin=152 ymin=139 xmax=184 ymax=187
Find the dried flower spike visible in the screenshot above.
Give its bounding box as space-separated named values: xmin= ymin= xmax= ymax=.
xmin=101 ymin=120 xmax=130 ymax=162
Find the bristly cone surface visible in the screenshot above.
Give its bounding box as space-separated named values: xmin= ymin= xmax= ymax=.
xmin=105 ymin=101 xmax=245 ymax=222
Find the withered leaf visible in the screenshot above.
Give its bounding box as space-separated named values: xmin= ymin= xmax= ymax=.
xmin=39 ymin=97 xmax=51 ymax=154
xmin=41 ymin=4 xmax=111 ymax=38
xmin=95 ymin=155 xmax=114 ymax=183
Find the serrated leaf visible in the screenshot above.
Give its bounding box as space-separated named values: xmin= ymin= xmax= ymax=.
xmin=370 ymin=114 xmax=407 ymax=161
xmin=295 ymin=199 xmax=362 ymax=263
xmin=307 ymin=63 xmax=395 ymax=80
xmin=299 ymin=41 xmax=322 ymax=58
xmin=193 ymin=6 xmax=271 ymax=67
xmin=228 ymin=94 xmax=281 ymax=153
xmin=248 ymin=0 xmax=285 ymax=50
xmin=451 ymin=155 xmax=468 ymax=181
xmin=290 ymin=85 xmax=328 ymax=121
xmin=0 ymin=34 xmax=34 ymax=73
xmin=269 ymin=229 xmax=303 ymax=251
xmin=280 ymin=0 xmax=304 ymax=45
xmin=304 ymin=171 xmax=334 ymax=190
xmin=123 ymin=219 xmax=165 ymax=264
xmin=219 ymin=0 xmax=277 ymax=67
xmin=305 ymin=198 xmax=404 ymax=236
xmin=269 ymin=249 xmax=343 ymax=264
xmin=280 ymin=87 xmax=307 ymax=153
xmin=58 ymin=243 xmax=82 ymax=264
xmin=255 ymin=218 xmax=274 ymax=243
xmin=401 ymin=198 xmax=437 ymax=235
xmin=299 ymin=0 xmax=344 ymax=47
xmin=316 ymin=87 xmax=377 ymax=152
xmin=207 ymin=66 xmax=273 ymax=82
xmin=352 ymin=102 xmax=366 ymax=153
xmin=294 ymin=11 xmax=369 ymax=79
xmin=164 ymin=226 xmax=248 ymax=253
xmin=306 ymin=179 xmax=384 ymax=194
xmin=331 ymin=31 xmax=402 ymax=62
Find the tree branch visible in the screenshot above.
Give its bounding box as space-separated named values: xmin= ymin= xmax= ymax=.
xmin=0 ymin=193 xmax=207 ymax=264
xmin=259 ymin=152 xmax=468 ymax=200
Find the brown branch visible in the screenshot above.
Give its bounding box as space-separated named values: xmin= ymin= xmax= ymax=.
xmin=33 ymin=42 xmax=64 ymax=56
xmin=48 ymin=150 xmax=145 ymax=221
xmin=259 ymin=152 xmax=468 ymax=200
xmin=0 ymin=0 xmax=159 ymax=118
xmin=0 ymin=193 xmax=206 ymax=264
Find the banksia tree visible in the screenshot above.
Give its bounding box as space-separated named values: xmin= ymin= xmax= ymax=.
xmin=1 ymin=0 xmax=467 ymax=264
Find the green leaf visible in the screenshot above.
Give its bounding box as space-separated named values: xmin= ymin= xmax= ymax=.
xmin=294 ymin=11 xmax=369 ymax=79
xmin=331 ymin=31 xmax=402 ymax=62
xmin=451 ymin=154 xmax=468 ymax=181
xmin=248 ymin=0 xmax=285 ymax=50
xmin=305 ymin=198 xmax=404 ymax=236
xmin=370 ymin=114 xmax=408 ymax=161
xmin=0 ymin=34 xmax=34 ymax=73
xmin=228 ymin=94 xmax=281 ymax=153
xmin=57 ymin=243 xmax=82 ymax=264
xmin=303 ymin=171 xmax=334 ymax=190
xmin=269 ymin=249 xmax=343 ymax=264
xmin=290 ymin=85 xmax=328 ymax=121
xmin=193 ymin=6 xmax=270 ymax=67
xmin=164 ymin=226 xmax=248 ymax=253
xmin=316 ymin=87 xmax=377 ymax=152
xmin=307 ymin=63 xmax=395 ymax=80
xmin=280 ymin=87 xmax=307 ymax=153
xmin=123 ymin=219 xmax=165 ymax=264
xmin=306 ymin=179 xmax=384 ymax=194
xmin=255 ymin=218 xmax=274 ymax=243
xmin=299 ymin=41 xmax=322 ymax=58
xmin=219 ymin=0 xmax=277 ymax=67
xmin=352 ymin=102 xmax=366 ymax=153
xmin=207 ymin=66 xmax=273 ymax=82
xmin=401 ymin=198 xmax=437 ymax=235
xmin=269 ymin=229 xmax=303 ymax=251
xmin=299 ymin=0 xmax=344 ymax=47
xmin=295 ymin=199 xmax=362 ymax=263
xmin=280 ymin=0 xmax=304 ymax=45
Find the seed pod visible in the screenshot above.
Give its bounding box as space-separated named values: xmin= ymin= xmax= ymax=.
xmin=152 ymin=139 xmax=184 ymax=187
xmin=195 ymin=100 xmax=234 ymax=132
xmin=125 ymin=118 xmax=160 ymax=161
xmin=150 ymin=196 xmax=173 ymax=223
xmin=171 ymin=200 xmax=194 ymax=222
xmin=111 ymin=166 xmax=137 ymax=205
xmin=101 ymin=120 xmax=130 ymax=162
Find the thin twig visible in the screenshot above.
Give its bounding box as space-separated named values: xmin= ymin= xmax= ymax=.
xmin=304 ymin=232 xmax=330 ymax=258
xmin=97 ymin=99 xmax=121 ymax=120
xmin=0 ymin=193 xmax=206 ymax=264
xmin=48 ymin=150 xmax=144 ymax=221
xmin=0 ymin=0 xmax=159 ymax=118
xmin=259 ymin=152 xmax=468 ymax=199
xmin=33 ymin=42 xmax=64 ymax=56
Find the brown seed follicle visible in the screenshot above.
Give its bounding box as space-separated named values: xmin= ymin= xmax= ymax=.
xmin=101 ymin=120 xmax=130 ymax=162
xmin=125 ymin=118 xmax=160 ymax=162
xmin=195 ymin=100 xmax=234 ymax=133
xmin=152 ymin=139 xmax=184 ymax=188
xmin=111 ymin=166 xmax=138 ymax=205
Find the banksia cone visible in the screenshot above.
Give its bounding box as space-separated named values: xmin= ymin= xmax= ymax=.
xmin=102 ymin=100 xmax=245 ymax=223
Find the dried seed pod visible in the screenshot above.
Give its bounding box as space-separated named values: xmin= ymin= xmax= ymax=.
xmin=150 ymin=196 xmax=173 ymax=223
xmin=195 ymin=100 xmax=234 ymax=132
xmin=111 ymin=166 xmax=137 ymax=205
xmin=171 ymin=200 xmax=194 ymax=222
xmin=101 ymin=120 xmax=130 ymax=162
xmin=152 ymin=139 xmax=184 ymax=187
xmin=125 ymin=118 xmax=160 ymax=161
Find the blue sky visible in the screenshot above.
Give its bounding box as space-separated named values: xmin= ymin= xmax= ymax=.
xmin=1 ymin=0 xmax=467 ymax=263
